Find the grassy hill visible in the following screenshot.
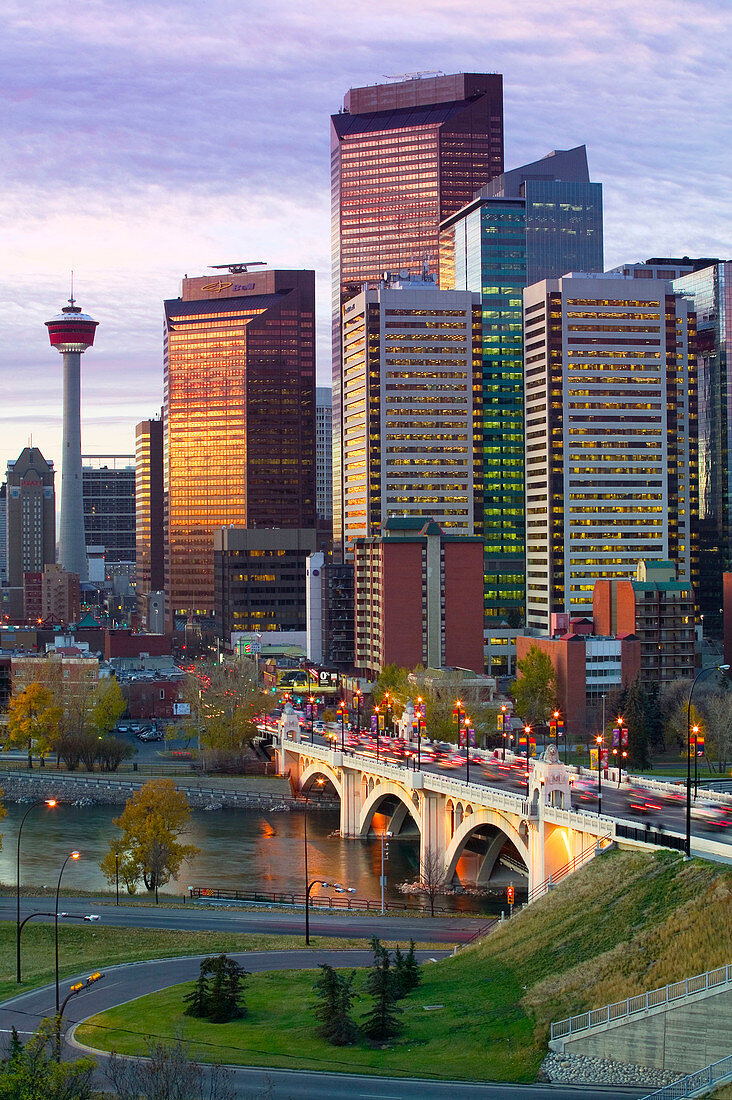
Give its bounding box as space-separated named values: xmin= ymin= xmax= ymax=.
xmin=77 ymin=848 xmax=732 ymax=1083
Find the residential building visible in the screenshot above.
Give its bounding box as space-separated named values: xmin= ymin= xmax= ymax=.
xmin=82 ymin=456 xmax=136 ymax=567
xmin=354 ymin=516 xmax=484 ymax=678
xmin=3 ymin=447 xmax=56 ymax=620
xmin=213 ymin=526 xmax=321 ymax=642
xmin=338 ymin=275 xmax=482 ymax=561
xmin=11 ymin=652 xmax=99 ymax=727
xmin=135 ymin=417 xmax=165 ymax=626
xmin=523 ymin=274 xmax=697 ymax=632
xmin=316 ymin=387 xmax=333 ymax=523
xmin=593 ymin=561 xmax=696 ymax=685
xmin=26 ymin=563 xmax=81 ymax=625
xmin=440 ymin=146 xmax=604 ymax=635
xmin=673 ymin=262 xmax=732 ymax=629
xmin=163 ymin=268 xmax=316 ymax=628
xmin=331 ymin=71 xmax=504 ymax=557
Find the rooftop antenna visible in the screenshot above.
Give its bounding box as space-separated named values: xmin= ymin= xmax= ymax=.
xmin=209 ymin=262 xmax=266 ymax=275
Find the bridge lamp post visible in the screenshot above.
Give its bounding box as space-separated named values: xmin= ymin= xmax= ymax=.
xmin=524 ymin=725 xmax=531 ymax=796
xmin=308 ymin=695 xmax=315 ymax=744
xmin=383 ymin=692 xmax=392 ymax=739
xmin=338 ymin=700 xmax=346 ymax=752
xmin=55 ymin=850 xmax=80 ymax=1013
xmin=415 ymin=696 xmax=424 ymax=770
xmin=454 ymin=700 xmax=465 ymax=765
xmin=692 ymin=724 xmax=700 ymax=798
xmin=354 ymin=689 xmax=362 ymax=737
xmin=595 ymin=734 xmax=603 ymax=816
xmin=17 ymin=798 xmax=58 ymax=984
xmin=303 ymin=778 xmax=325 ymax=944
xmin=501 ymin=704 xmax=508 ymax=761
xmin=685 ymin=664 xmax=730 ymax=858
xmin=464 ymin=716 xmax=472 ymax=784
xmin=373 ymin=705 xmax=380 ymax=761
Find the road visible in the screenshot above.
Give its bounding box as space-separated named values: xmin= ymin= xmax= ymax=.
xmin=3 ymin=896 xmax=484 ymax=944
xmin=0 ymin=950 xmax=645 ymax=1099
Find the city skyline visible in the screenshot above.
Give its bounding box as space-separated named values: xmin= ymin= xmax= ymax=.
xmin=1 ymin=0 xmax=730 ymax=470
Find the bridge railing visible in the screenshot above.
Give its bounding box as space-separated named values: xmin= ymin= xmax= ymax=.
xmin=550 ymin=963 xmax=732 ymax=1042
xmin=640 ymin=1053 xmax=732 ymax=1099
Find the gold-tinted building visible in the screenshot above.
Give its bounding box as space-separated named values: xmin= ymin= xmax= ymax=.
xmin=163 ymin=270 xmax=316 ymax=627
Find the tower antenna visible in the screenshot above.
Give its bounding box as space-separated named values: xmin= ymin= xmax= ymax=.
xmin=69 ymin=270 xmax=75 ymax=308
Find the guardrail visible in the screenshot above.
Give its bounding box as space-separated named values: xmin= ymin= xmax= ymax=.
xmin=551 ymin=963 xmax=732 ymax=1042
xmin=641 ymin=1053 xmax=732 ymax=1099
xmin=615 ymin=821 xmax=686 ymax=852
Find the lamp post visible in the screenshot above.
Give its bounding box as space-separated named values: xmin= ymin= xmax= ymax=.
xmin=524 ymin=724 xmax=531 ymax=796
xmin=595 ymin=734 xmax=603 ymax=816
xmin=55 ymin=850 xmax=80 ymax=1013
xmin=383 ymin=692 xmax=392 ymax=739
xmin=415 ymin=696 xmax=423 ymax=770
xmin=464 ymin=715 xmax=472 ymax=784
xmin=338 ymin=699 xmax=346 ymax=752
xmin=374 ymin=705 xmax=380 ymax=761
xmin=501 ymin=704 xmax=508 ymax=761
xmin=303 ymin=778 xmax=325 ymax=945
xmin=454 ymin=699 xmax=465 ymax=765
xmin=308 ymin=695 xmax=315 ymax=744
xmin=17 ymin=798 xmax=57 ymax=983
xmin=686 ymin=664 xmax=730 ymax=857
xmin=354 ymin=690 xmax=362 ymax=737
xmin=692 ymin=723 xmax=700 ymax=798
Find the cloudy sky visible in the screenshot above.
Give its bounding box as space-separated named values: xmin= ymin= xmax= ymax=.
xmin=1 ymin=0 xmax=730 ymax=470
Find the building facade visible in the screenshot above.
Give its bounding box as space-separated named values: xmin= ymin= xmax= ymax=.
xmin=331 ymin=72 xmax=504 ymax=557
xmin=354 ymin=517 xmax=484 ymax=678
xmin=214 ymin=526 xmax=320 ymax=642
xmin=163 ymin=268 xmax=316 ymax=628
xmin=316 ymin=387 xmax=333 ymax=523
xmin=523 ymin=274 xmax=697 ymax=632
xmin=82 ymin=456 xmax=136 ymax=567
xmin=3 ymin=447 xmax=56 ymax=620
xmin=135 ymin=418 xmax=165 ymax=626
xmin=440 ymin=146 xmax=604 ymax=633
xmin=338 ymin=276 xmax=482 ymax=560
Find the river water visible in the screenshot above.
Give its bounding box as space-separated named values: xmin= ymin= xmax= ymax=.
xmin=0 ymin=802 xmax=502 ymax=915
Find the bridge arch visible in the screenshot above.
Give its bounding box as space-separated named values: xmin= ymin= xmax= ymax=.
xmin=358 ymin=780 xmax=423 ymax=837
xmin=443 ymin=806 xmax=529 ymax=884
xmin=298 ymin=759 xmax=344 ymax=802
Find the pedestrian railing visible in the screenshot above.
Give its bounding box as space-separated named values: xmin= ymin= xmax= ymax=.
xmin=641 ymin=1053 xmax=732 ymax=1099
xmin=188 ymin=884 xmax=473 ymax=917
xmin=551 ymin=963 xmax=732 ymax=1041
xmin=528 ymin=835 xmax=612 ymax=905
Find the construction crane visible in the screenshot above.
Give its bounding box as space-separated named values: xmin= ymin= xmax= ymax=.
xmin=209 ymin=262 xmax=266 ymax=275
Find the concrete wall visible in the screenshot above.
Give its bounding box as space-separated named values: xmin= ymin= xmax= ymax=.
xmin=563 ymin=987 xmax=732 ymax=1074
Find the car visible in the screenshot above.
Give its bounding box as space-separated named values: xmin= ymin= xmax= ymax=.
xmin=624 ymin=786 xmax=663 ymax=815
xmin=691 ymin=800 xmax=732 ymax=830
xmin=116 ymin=724 xmax=130 ymax=734
xmin=84 ymin=914 xmax=100 ymax=922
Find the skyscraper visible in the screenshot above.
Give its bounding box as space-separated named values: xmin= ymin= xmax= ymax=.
xmin=163 ymin=268 xmax=316 ymax=627
xmin=3 ymin=447 xmax=56 ymax=620
xmin=45 ymin=293 xmax=99 ymax=581
xmin=315 ymin=387 xmax=333 ymax=523
xmin=673 ymin=262 xmax=732 ymax=628
xmin=331 ymin=72 xmax=504 ymax=556
xmin=338 ymin=274 xmax=482 ymax=560
xmin=135 ymin=417 xmax=165 ymax=626
xmin=440 ymin=146 xmax=604 ymax=630
xmin=82 ymin=456 xmax=136 ymax=566
xmin=522 ymin=274 xmax=697 ymax=632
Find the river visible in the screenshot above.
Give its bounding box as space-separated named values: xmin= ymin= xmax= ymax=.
xmin=0 ymin=802 xmax=504 ymax=915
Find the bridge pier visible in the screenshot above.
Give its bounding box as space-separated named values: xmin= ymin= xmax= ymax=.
xmin=340 ymin=767 xmax=362 ymax=837
xmin=420 ymin=791 xmax=449 ymax=877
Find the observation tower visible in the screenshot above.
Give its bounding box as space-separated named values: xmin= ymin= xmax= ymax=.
xmin=46 ymin=290 xmax=99 ymax=581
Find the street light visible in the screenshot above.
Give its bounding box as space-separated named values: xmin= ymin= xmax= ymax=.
xmin=415 ymin=696 xmax=424 ymax=770
xmin=55 ymin=851 xmax=80 ymax=1013
xmin=374 ymin=705 xmax=380 ymax=761
xmin=303 ymin=778 xmax=325 ymax=945
xmin=17 ymin=798 xmax=57 ymax=983
xmin=501 ymin=704 xmax=508 ymax=761
xmin=308 ymin=695 xmax=315 ymax=744
xmin=338 ymin=699 xmax=346 ymax=752
xmin=595 ymin=734 xmax=604 ymax=816
xmin=692 ymin=723 xmax=701 ymax=798
xmin=454 ymin=699 xmax=465 ymax=767
xmin=524 ymin=724 xmax=532 ymax=796
xmin=354 ymin=689 xmax=362 ymax=737
xmin=685 ymin=664 xmax=730 ymax=857
xmin=464 ymin=715 xmax=472 ymax=784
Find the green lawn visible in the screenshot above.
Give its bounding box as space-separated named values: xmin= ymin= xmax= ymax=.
xmin=77 ymin=960 xmax=538 ymax=1083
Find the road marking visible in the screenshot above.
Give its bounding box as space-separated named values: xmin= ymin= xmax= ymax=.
xmin=360 ymin=1095 xmax=401 ymax=1098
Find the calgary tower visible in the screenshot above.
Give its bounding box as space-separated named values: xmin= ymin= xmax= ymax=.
xmin=46 ymin=287 xmax=99 ymax=581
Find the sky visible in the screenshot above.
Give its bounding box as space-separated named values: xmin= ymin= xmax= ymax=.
xmin=1 ymin=0 xmax=730 ymax=471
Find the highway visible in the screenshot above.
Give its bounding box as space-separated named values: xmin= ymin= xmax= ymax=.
xmin=0 ymin=950 xmax=645 ymax=1098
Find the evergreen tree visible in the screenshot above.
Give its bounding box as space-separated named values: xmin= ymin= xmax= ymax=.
xmin=312 ymin=964 xmax=358 ymax=1045
xmin=392 ymin=944 xmax=407 ymax=998
xmin=6 ymin=1026 xmax=23 ymax=1065
xmin=625 ymin=676 xmax=652 ymax=769
xmin=206 ymin=954 xmax=248 ymax=1023
xmin=183 ymin=958 xmax=212 ymax=1018
xmin=361 ymin=937 xmax=401 ymax=1041
xmin=402 ymin=939 xmax=422 ymax=993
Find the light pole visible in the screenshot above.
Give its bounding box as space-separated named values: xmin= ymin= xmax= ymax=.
xmin=501 ymin=704 xmax=508 ymax=761
xmin=303 ymin=778 xmax=325 ymax=945
xmin=415 ymin=696 xmax=423 ymax=770
xmin=595 ymin=734 xmax=603 ymax=816
xmin=338 ymin=699 xmax=345 ymax=752
xmin=308 ymin=694 xmax=315 ymax=744
xmin=354 ymin=689 xmax=362 ymax=737
xmin=17 ymin=798 xmax=57 ymax=983
xmin=692 ymin=723 xmax=700 ymax=798
xmin=374 ymin=705 xmax=380 ymax=761
xmin=383 ymin=692 xmax=392 ymax=740
xmin=464 ymin=715 xmax=472 ymax=784
xmin=686 ymin=664 xmax=730 ymax=857
xmin=380 ymin=829 xmax=392 ymax=914
xmin=55 ymin=850 xmax=80 ymax=1013
xmin=524 ymin=724 xmax=531 ymax=796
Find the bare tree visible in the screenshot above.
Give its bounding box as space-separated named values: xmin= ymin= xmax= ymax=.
xmin=698 ymin=692 xmax=732 ymax=772
xmin=106 ymin=1039 xmax=238 ymax=1100
xmin=419 ymin=846 xmax=446 ymax=917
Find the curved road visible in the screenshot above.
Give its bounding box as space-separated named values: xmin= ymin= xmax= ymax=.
xmin=0 ymin=950 xmax=644 ymax=1099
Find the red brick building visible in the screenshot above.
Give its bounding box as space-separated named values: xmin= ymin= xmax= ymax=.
xmin=104 ymin=629 xmax=172 ymax=661
xmin=354 ymin=517 xmax=484 ymax=678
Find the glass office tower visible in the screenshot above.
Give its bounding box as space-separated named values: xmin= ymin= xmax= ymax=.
xmin=440 ymin=146 xmax=604 ymax=633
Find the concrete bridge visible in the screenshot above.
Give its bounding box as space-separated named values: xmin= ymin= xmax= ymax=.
xmin=276 ymin=734 xmax=620 ymax=896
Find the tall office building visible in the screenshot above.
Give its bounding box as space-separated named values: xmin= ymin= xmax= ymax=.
xmin=331 ymin=72 xmax=504 ymax=556
xmin=607 ymin=256 xmax=720 ymax=281
xmin=440 ymin=147 xmax=604 ymax=629
xmin=315 ymin=387 xmax=333 ymax=522
xmin=0 ymin=484 xmax=6 ymax=585
xmin=164 ymin=268 xmax=316 ymax=627
xmin=673 ymin=262 xmax=732 ymax=627
xmin=3 ymin=447 xmax=56 ymax=619
xmin=523 ymin=274 xmax=697 ymax=632
xmin=338 ymin=274 xmax=482 ymax=561
xmin=82 ymin=456 xmax=136 ymax=566
xmin=135 ymin=417 xmax=165 ymax=626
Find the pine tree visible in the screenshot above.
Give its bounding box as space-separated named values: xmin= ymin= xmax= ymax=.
xmin=183 ymin=958 xmax=212 ymax=1018
xmin=402 ymin=939 xmax=422 ymax=993
xmin=313 ymin=964 xmax=358 ymax=1045
xmin=206 ymin=954 xmax=248 ymax=1023
xmin=6 ymin=1026 xmax=23 ymax=1064
xmin=361 ymin=938 xmax=401 ymax=1041
xmin=392 ymin=944 xmax=406 ymax=998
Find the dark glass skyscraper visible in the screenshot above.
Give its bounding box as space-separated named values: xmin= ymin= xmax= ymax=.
xmin=440 ymin=146 xmax=603 ymax=637
xmin=331 ymin=72 xmax=504 ymax=556
xmin=82 ymin=457 xmax=136 ymax=566
xmin=163 ymin=269 xmax=316 ymax=628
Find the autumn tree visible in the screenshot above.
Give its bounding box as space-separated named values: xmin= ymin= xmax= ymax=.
xmin=197 ymin=659 xmax=270 ymax=755
xmin=510 ymin=647 xmax=557 ymax=728
xmin=5 ymin=683 xmax=62 ymax=768
xmin=90 ymin=677 xmax=126 ymax=736
xmin=101 ymin=779 xmax=199 ymax=902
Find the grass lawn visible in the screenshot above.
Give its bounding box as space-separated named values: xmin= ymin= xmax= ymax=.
xmin=0 ymin=922 xmax=445 ymax=1006
xmin=77 ymin=959 xmax=538 ymax=1083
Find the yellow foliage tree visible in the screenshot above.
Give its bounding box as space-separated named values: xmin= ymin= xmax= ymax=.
xmin=5 ymin=683 xmax=62 ymax=767
xmin=101 ymin=779 xmax=199 ymax=902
